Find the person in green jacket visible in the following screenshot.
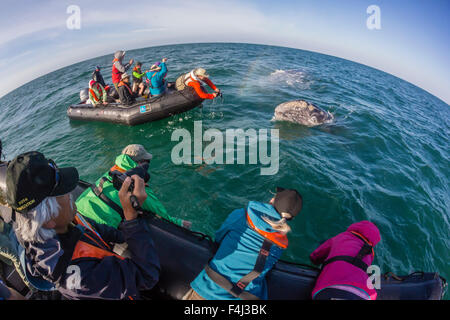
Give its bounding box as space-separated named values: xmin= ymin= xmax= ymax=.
xmin=75 ymin=144 xmax=191 ymax=229
xmin=132 ymin=62 xmax=147 ymax=96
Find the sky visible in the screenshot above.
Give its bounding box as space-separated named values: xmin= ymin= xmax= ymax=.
xmin=0 ymin=0 xmax=449 ymax=104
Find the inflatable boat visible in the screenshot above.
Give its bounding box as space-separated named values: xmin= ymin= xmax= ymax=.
xmin=0 ymin=165 xmax=447 ymax=300
xmin=67 ymin=86 xmax=203 ymax=126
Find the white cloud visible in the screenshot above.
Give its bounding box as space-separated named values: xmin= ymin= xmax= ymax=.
xmin=0 ymin=0 xmax=448 ymax=104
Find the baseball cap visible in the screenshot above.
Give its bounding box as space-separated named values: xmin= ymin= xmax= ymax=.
xmin=121 ymin=144 xmax=153 ymax=163
xmin=273 ymin=187 xmax=303 ymax=219
xmin=5 ymin=151 xmax=79 ymax=212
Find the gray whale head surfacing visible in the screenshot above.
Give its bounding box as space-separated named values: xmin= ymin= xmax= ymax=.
xmin=272 ymin=100 xmax=333 ymax=127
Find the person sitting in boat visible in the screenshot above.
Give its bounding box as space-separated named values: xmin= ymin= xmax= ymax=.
xmin=309 ymin=221 xmax=381 ymax=300
xmin=5 ymin=151 xmax=160 ymax=300
xmin=183 ymin=187 xmax=302 ymax=300
xmin=92 ymin=65 xmax=106 ymax=87
xmin=145 ymin=58 xmax=168 ymax=97
xmin=88 ymin=79 xmax=108 ymax=107
xmin=112 ymin=50 xmax=133 ymax=93
xmin=132 ymin=61 xmax=147 ymax=96
xmin=175 ymin=68 xmax=220 ymax=99
xmin=75 ymin=144 xmax=191 ymax=230
xmin=79 ymin=88 xmax=92 ymax=104
xmin=117 ymin=73 xmax=136 ymax=105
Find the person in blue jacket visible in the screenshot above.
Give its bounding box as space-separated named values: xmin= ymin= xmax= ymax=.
xmin=146 ymin=58 xmax=168 ymax=97
xmin=184 ymin=187 xmax=303 ymax=300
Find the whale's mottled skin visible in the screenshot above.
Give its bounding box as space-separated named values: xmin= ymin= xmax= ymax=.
xmin=272 ymin=100 xmax=333 ymax=127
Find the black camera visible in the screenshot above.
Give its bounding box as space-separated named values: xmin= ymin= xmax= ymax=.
xmin=109 ymin=163 xmax=150 ymax=192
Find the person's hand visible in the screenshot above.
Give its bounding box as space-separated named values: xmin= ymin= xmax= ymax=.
xmin=129 ymin=58 xmax=134 ymax=65
xmin=213 ymin=92 xmax=219 ymax=98
xmin=214 ymin=88 xmax=220 ymax=93
xmin=182 ymin=220 xmax=192 ymax=230
xmin=102 ymin=101 xmax=108 ymax=105
xmin=118 ymin=175 xmax=148 ymax=221
xmin=162 ymin=58 xmax=168 ymax=63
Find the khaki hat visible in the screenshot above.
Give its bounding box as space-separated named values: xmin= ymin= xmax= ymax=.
xmin=122 ymin=144 xmax=153 ymax=162
xmin=121 ymin=73 xmax=130 ymax=80
xmin=194 ymin=68 xmax=209 ymax=78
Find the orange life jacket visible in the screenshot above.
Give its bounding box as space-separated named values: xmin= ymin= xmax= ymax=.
xmin=246 ymin=212 xmax=288 ymax=249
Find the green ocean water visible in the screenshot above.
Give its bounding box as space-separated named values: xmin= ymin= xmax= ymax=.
xmin=0 ymin=43 xmax=448 ymax=298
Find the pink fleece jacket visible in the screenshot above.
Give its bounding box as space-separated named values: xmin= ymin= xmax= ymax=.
xmin=310 ymin=221 xmax=381 ymax=299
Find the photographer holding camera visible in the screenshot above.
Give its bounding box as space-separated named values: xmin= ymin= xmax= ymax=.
xmin=76 ymin=144 xmax=191 ymax=229
xmin=5 ymin=151 xmax=160 ymax=299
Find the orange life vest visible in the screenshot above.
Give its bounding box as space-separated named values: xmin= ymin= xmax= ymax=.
xmin=246 ymin=213 xmax=288 ymax=249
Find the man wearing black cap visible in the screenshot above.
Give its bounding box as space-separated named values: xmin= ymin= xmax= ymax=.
xmin=5 ymin=151 xmax=160 ymax=300
xmin=184 ymin=187 xmax=303 ymax=300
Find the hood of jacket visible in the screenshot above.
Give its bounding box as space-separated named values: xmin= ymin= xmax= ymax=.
xmin=346 ymin=220 xmax=381 ymax=246
xmin=114 ymin=50 xmax=125 ymax=61
xmin=114 ymin=154 xmax=139 ymax=171
xmin=246 ymin=201 xmax=282 ymax=233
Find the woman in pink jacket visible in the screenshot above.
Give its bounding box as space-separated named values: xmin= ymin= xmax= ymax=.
xmin=310 ymin=220 xmax=381 ymax=300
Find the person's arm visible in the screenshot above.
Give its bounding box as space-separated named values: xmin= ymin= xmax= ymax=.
xmin=100 ymin=84 xmax=107 ymax=103
xmin=133 ymin=71 xmax=145 ymax=79
xmin=142 ymin=188 xmax=184 ymax=226
xmin=203 ymin=78 xmax=218 ymax=91
xmin=62 ymin=176 xmax=160 ymax=300
xmin=88 ymin=89 xmax=98 ymax=105
xmin=214 ymin=208 xmax=245 ymax=244
xmin=80 ymin=214 xmax=125 ymax=244
xmin=309 ymin=237 xmax=334 ymax=265
xmin=188 ymin=81 xmax=215 ymax=99
xmin=158 ymin=62 xmax=167 ymax=78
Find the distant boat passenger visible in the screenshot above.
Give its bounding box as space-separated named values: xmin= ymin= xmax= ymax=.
xmin=117 ymin=73 xmax=136 ymax=105
xmin=112 ymin=50 xmax=134 ymax=93
xmin=88 ymin=79 xmax=108 ymax=107
xmin=146 ymin=58 xmax=169 ymax=97
xmin=175 ymin=68 xmax=221 ymax=100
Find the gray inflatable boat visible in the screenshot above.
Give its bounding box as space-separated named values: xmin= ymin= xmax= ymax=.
xmin=67 ymin=87 xmax=203 ymax=126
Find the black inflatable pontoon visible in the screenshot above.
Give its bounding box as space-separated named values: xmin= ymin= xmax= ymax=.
xmin=0 ymin=166 xmax=446 ymax=300
xmin=67 ymin=87 xmax=203 ymax=126
xmin=69 ymin=181 xmax=446 ymax=300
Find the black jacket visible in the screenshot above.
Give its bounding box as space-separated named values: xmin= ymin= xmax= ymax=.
xmin=23 ymin=214 xmax=160 ymax=300
xmin=118 ymin=82 xmax=136 ymax=105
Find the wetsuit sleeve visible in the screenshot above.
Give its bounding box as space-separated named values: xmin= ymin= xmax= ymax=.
xmin=142 ymin=188 xmax=183 ymax=226
xmin=62 ymin=218 xmax=160 ymax=300
xmin=310 ymin=237 xmax=333 ymax=265
xmin=203 ymin=78 xmax=218 ymax=91
xmin=214 ymin=209 xmax=245 ymax=244
xmin=188 ymin=81 xmax=215 ymax=99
